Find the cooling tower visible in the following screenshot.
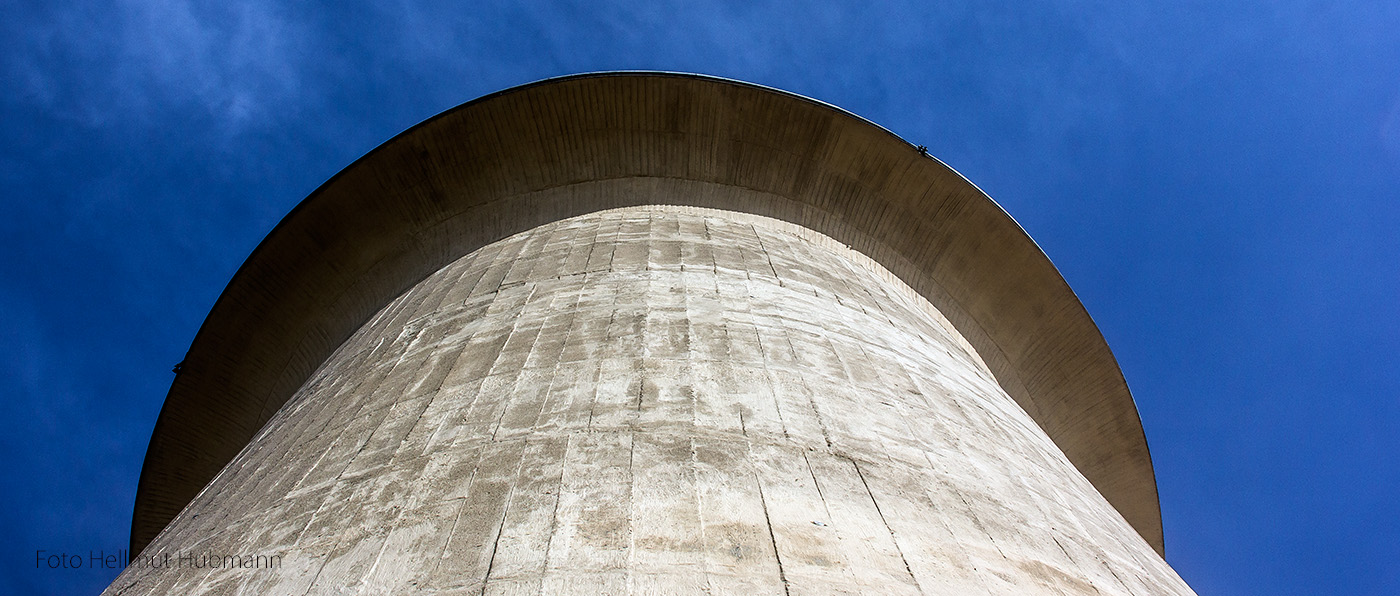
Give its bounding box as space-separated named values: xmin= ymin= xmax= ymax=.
xmin=109 ymin=73 xmax=1195 ymax=595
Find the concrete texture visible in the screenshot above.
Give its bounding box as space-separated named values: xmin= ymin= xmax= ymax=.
xmin=107 ymin=207 xmax=1194 ymax=595
xmin=131 ymin=73 xmax=1165 ymax=559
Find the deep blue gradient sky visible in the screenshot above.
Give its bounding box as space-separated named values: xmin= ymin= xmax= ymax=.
xmin=3 ymin=2 xmax=1397 ymax=594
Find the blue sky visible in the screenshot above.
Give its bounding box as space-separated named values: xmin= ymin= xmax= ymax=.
xmin=3 ymin=1 xmax=1397 ymax=594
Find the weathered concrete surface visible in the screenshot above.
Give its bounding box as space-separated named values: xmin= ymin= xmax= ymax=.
xmin=131 ymin=73 xmax=1165 ymax=558
xmin=107 ymin=207 xmax=1193 ymax=595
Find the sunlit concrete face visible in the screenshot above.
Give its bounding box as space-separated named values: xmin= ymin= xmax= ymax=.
xmin=107 ymin=207 xmax=1193 ymax=595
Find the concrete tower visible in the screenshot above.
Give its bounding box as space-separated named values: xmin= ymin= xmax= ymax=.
xmin=110 ymin=73 xmax=1196 ymax=595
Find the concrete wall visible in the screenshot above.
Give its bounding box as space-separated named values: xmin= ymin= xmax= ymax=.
xmin=106 ymin=207 xmax=1193 ymax=595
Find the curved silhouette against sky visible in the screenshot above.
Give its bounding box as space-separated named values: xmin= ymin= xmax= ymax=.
xmin=3 ymin=2 xmax=1397 ymax=594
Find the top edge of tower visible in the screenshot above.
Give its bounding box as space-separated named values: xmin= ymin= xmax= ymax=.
xmin=131 ymin=71 xmax=1165 ymax=557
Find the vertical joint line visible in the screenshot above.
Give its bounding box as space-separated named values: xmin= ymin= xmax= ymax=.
xmin=750 ymin=224 xmax=783 ymax=283
xmin=479 ymin=443 xmax=529 ymax=594
xmin=753 ymin=465 xmax=792 ymax=596
xmin=852 ymin=460 xmax=924 ymax=594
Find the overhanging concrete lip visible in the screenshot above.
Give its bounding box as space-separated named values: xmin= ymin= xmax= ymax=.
xmin=132 ymin=71 xmax=1165 ymax=557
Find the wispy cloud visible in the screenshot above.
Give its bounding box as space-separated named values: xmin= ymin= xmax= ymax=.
xmin=6 ymin=0 xmax=308 ymax=131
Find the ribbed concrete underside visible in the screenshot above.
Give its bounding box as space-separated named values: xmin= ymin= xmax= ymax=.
xmin=107 ymin=207 xmax=1192 ymax=595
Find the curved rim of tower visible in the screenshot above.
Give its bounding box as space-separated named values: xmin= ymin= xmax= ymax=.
xmin=131 ymin=71 xmax=1165 ymax=557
